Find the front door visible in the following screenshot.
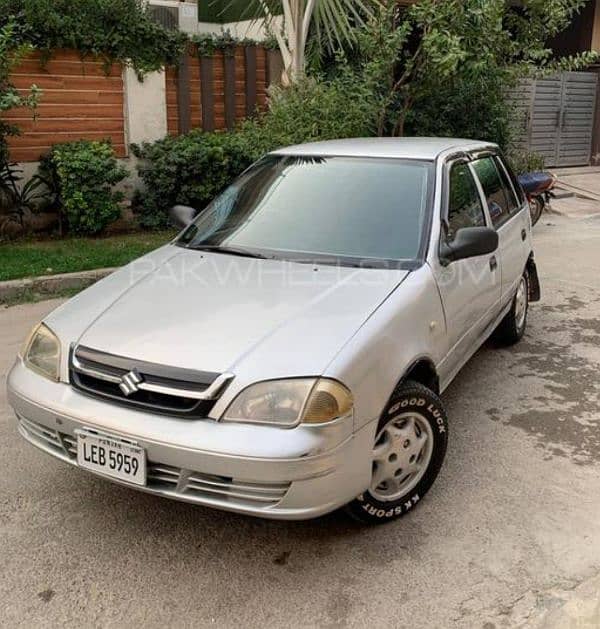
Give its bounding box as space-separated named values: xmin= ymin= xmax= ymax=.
xmin=433 ymin=160 xmax=502 ymax=385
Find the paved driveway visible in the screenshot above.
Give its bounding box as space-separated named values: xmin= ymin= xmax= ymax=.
xmin=1 ymin=214 xmax=600 ymax=628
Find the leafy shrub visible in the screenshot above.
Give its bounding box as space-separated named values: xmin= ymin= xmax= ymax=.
xmin=132 ymin=131 xmax=256 ymax=229
xmin=0 ymin=0 xmax=186 ymax=75
xmin=243 ymin=69 xmax=377 ymax=152
xmin=404 ymin=73 xmax=514 ymax=149
xmin=506 ymin=150 xmax=546 ymax=175
xmin=0 ymin=161 xmax=53 ymax=224
xmin=133 ymin=70 xmax=378 ymax=227
xmin=42 ymin=140 xmax=128 ymax=235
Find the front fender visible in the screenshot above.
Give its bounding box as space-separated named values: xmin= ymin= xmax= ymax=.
xmin=323 ymin=266 xmax=446 ymax=430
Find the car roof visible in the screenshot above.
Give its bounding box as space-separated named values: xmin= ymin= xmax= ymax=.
xmin=271 ymin=137 xmax=497 ymax=161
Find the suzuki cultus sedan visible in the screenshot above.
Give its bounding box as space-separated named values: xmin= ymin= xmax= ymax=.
xmin=8 ymin=138 xmax=540 ymax=523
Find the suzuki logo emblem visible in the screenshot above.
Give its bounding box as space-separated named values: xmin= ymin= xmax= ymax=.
xmin=119 ymin=369 xmax=143 ymax=396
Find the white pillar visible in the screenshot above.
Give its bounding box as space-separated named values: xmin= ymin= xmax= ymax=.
xmin=123 ymin=68 xmax=168 ymax=147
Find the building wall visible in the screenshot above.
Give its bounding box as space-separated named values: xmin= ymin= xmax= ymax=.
xmin=197 ymin=16 xmax=284 ymax=40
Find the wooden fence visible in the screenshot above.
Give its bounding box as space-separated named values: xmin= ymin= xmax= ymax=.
xmin=166 ymin=44 xmax=274 ymax=135
xmin=5 ymin=46 xmax=282 ymax=163
xmin=6 ymin=50 xmax=126 ymax=162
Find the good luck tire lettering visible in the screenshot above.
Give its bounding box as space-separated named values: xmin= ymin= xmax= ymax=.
xmin=346 ymin=380 xmax=448 ymax=525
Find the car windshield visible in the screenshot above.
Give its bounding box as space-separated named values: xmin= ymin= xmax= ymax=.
xmin=176 ymin=155 xmax=434 ymax=267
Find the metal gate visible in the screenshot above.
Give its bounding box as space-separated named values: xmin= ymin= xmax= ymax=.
xmin=509 ymin=71 xmax=598 ymax=167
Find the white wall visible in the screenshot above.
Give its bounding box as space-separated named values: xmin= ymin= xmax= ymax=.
xmin=123 ymin=68 xmax=168 ymax=147
xmin=198 ymin=16 xmax=284 ymax=40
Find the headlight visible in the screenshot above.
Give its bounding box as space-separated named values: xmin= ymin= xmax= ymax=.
xmin=22 ymin=323 xmax=61 ymax=381
xmin=222 ymin=378 xmax=353 ymax=427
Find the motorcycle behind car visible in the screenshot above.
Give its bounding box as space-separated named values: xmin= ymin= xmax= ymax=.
xmin=518 ymin=170 xmax=557 ymax=226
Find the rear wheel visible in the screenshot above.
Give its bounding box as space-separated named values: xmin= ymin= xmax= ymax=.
xmin=346 ymin=381 xmax=448 ymax=524
xmin=493 ymin=272 xmax=529 ymax=346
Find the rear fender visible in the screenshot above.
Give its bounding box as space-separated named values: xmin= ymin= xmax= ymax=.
xmin=526 ymin=254 xmax=541 ymax=302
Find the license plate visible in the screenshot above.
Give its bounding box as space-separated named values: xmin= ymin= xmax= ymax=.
xmin=76 ymin=430 xmax=146 ymax=486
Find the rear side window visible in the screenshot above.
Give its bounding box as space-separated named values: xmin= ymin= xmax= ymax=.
xmin=472 ymin=157 xmax=514 ymax=228
xmin=446 ymin=162 xmax=486 ymax=240
xmin=497 ymin=155 xmax=526 ymax=206
xmin=494 ymin=156 xmax=520 ymax=212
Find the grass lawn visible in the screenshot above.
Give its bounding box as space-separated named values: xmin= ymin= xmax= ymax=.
xmin=0 ymin=230 xmax=176 ymax=282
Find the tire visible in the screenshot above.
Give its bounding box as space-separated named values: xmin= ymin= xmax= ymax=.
xmin=493 ymin=272 xmax=529 ymax=346
xmin=528 ymin=196 xmax=544 ymax=226
xmin=346 ymin=380 xmax=448 ymax=525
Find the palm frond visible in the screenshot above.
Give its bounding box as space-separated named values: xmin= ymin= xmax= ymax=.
xmin=219 ymin=0 xmax=374 ymax=55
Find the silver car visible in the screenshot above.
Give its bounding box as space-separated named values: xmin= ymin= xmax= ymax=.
xmin=7 ymin=138 xmax=540 ymax=523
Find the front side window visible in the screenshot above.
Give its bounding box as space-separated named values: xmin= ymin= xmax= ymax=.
xmin=446 ymin=162 xmax=486 ymax=241
xmin=177 ymin=155 xmax=434 ymax=266
xmin=472 ymin=157 xmax=515 ymax=227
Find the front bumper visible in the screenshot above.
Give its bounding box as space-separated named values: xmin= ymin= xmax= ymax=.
xmin=7 ymin=359 xmax=375 ymax=520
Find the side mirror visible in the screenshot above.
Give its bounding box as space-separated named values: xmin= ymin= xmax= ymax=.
xmin=169 ymin=205 xmax=196 ymax=229
xmin=440 ymin=226 xmax=498 ymax=265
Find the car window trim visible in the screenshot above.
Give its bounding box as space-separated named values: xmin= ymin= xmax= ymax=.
xmin=471 ymin=154 xmax=519 ymax=230
xmin=495 ymin=154 xmax=526 ymax=215
xmin=438 ymin=156 xmax=489 ymax=260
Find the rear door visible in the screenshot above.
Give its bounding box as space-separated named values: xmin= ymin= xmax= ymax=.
xmin=471 ymin=155 xmax=530 ymax=306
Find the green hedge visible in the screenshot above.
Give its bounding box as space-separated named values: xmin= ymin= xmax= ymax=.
xmin=0 ymin=0 xmax=186 ymax=74
xmin=132 ymin=131 xmax=256 ymax=229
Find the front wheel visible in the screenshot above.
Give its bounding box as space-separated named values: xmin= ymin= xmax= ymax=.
xmin=346 ymin=381 xmax=448 ymax=524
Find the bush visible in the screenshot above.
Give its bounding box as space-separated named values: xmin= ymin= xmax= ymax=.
xmin=132 ymin=131 xmax=256 ymax=229
xmin=244 ymin=70 xmax=378 ymax=152
xmin=506 ymin=150 xmax=546 ymax=175
xmin=405 ymin=73 xmax=514 ymax=149
xmin=42 ymin=140 xmax=128 ymax=235
xmin=133 ymin=71 xmax=378 ymax=228
xmin=0 ymin=0 xmax=186 ymax=75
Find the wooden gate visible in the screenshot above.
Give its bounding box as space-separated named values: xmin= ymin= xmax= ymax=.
xmin=510 ymin=71 xmax=598 ymax=167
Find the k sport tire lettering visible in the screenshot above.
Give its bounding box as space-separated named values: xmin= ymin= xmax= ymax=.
xmin=359 ymin=494 xmax=421 ymax=518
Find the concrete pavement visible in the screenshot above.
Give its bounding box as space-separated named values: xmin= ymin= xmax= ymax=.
xmin=1 ymin=214 xmax=600 ymax=628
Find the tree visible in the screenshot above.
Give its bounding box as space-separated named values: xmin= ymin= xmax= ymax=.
xmin=354 ymin=0 xmax=598 ymax=139
xmin=225 ymin=0 xmax=372 ymax=82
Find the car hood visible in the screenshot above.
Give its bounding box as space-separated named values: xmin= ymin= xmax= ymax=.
xmin=55 ymin=246 xmax=409 ymax=377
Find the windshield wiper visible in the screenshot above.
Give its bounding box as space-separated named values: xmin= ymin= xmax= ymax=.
xmin=188 ymin=245 xmax=269 ymax=259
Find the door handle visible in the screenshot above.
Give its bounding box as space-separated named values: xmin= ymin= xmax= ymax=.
xmin=521 ymin=228 xmax=527 ymax=241
xmin=489 ymin=255 xmax=498 ymax=272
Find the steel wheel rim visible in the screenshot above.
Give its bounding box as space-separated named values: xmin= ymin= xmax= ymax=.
xmin=514 ymin=276 xmax=527 ymax=331
xmin=369 ymin=411 xmax=434 ymax=502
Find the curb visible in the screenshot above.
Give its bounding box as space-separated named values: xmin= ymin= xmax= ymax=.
xmin=0 ymin=267 xmax=117 ymax=305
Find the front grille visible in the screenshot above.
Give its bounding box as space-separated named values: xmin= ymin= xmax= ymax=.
xmin=147 ymin=463 xmax=290 ymax=507
xmin=18 ymin=417 xmax=290 ymax=510
xmin=18 ymin=416 xmax=67 ymax=457
xmin=69 ymin=345 xmax=233 ymax=417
